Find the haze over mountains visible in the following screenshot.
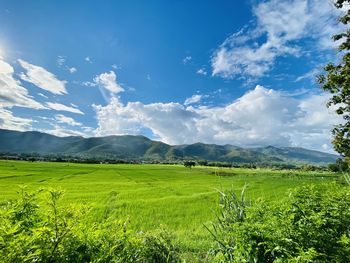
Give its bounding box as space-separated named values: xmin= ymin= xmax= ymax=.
xmin=0 ymin=129 xmax=338 ymax=164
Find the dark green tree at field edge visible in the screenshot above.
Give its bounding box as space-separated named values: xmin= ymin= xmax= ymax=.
xmin=319 ymin=0 xmax=350 ymax=159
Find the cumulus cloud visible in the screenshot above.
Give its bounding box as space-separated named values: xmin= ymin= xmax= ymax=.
xmin=184 ymin=94 xmax=203 ymax=105
xmin=55 ymin=114 xmax=82 ymax=126
xmin=93 ymin=70 xmax=124 ymax=94
xmin=18 ymin=59 xmax=67 ymax=95
xmin=46 ymin=102 xmax=84 ymax=115
xmin=0 ymin=108 xmax=33 ymax=131
xmin=93 ymin=85 xmax=341 ymax=152
xmin=94 ymin=99 xmax=199 ymax=144
xmin=211 ymin=0 xmax=343 ymax=79
xmin=0 ymin=58 xmax=45 ymax=109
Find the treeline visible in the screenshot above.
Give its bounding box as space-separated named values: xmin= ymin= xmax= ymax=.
xmin=187 ymin=159 xmax=349 ymax=173
xmin=194 ymin=160 xmax=298 ymax=169
xmin=0 ymin=153 xmax=174 ymax=165
xmin=0 ymin=152 xmax=348 ymax=172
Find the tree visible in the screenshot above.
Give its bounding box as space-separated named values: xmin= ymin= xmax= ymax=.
xmin=319 ymin=0 xmax=350 ymax=158
xmin=183 ymin=161 xmax=196 ymax=169
xmin=329 ymin=158 xmax=349 ymax=172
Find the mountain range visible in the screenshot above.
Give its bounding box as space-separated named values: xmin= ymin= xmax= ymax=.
xmin=0 ymin=129 xmax=338 ymax=164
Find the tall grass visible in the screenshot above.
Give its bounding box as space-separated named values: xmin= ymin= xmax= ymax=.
xmin=207 ymin=183 xmax=350 ymax=262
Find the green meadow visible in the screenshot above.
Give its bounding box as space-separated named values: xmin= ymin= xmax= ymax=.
xmin=0 ymin=160 xmax=339 ymax=260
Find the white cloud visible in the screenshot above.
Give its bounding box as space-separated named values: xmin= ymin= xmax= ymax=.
xmin=93 ymin=99 xmax=199 ymax=144
xmin=0 ymin=108 xmax=33 ymax=131
xmin=46 ymin=102 xmax=84 ymax=115
xmin=85 ymin=56 xmax=92 ymax=63
xmin=184 ymin=94 xmax=203 ymax=105
xmin=111 ymin=64 xmax=122 ymax=70
xmin=295 ymin=68 xmax=321 ymax=82
xmin=82 ymin=126 xmax=94 ymax=134
xmin=57 ymin=56 xmax=66 ymax=67
xmin=69 ymin=67 xmax=77 ymax=74
xmin=18 ymin=59 xmax=67 ymax=95
xmin=57 ymin=56 xmax=77 ymax=74
xmin=41 ymin=124 xmax=86 ymax=137
xmin=0 ymin=57 xmax=84 ymax=134
xmin=197 ymin=68 xmax=207 ymax=76
xmin=93 ymin=85 xmax=341 ymax=152
xmin=211 ymin=0 xmax=343 ymax=79
xmin=81 ymin=81 xmax=96 ymax=87
xmin=93 ymin=70 xmax=124 ymax=94
xmin=37 ymin=93 xmax=48 ymax=99
xmin=183 ymin=56 xmax=192 ymax=64
xmin=55 ymin=114 xmax=82 ymax=126
xmin=0 ymin=58 xmax=46 ymax=109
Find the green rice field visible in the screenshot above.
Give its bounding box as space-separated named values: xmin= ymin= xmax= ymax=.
xmin=0 ymin=160 xmax=340 ymax=260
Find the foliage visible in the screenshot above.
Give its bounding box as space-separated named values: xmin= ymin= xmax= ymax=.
xmin=318 ymin=0 xmax=350 ymax=157
xmin=208 ymin=184 xmax=350 ymax=262
xmin=183 ymin=161 xmax=196 ymax=168
xmin=197 ymin=160 xmax=208 ymax=166
xmin=328 ymin=158 xmax=349 ymax=172
xmin=0 ymin=188 xmax=181 ymax=263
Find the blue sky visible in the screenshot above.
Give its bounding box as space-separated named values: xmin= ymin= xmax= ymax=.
xmin=0 ymin=0 xmax=346 ymax=152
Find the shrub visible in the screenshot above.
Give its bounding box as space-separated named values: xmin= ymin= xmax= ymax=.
xmin=184 ymin=161 xmax=196 ymax=169
xmin=328 ymin=158 xmax=349 ymax=173
xmin=0 ymin=188 xmax=181 ymax=263
xmin=207 ymin=184 xmax=350 ymax=262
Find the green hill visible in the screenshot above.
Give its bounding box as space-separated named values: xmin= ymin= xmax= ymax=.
xmin=0 ymin=129 xmax=82 ymax=153
xmin=0 ymin=129 xmax=339 ymax=164
xmin=253 ymin=146 xmax=338 ymax=164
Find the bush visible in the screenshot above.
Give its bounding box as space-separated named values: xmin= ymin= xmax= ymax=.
xmin=0 ymin=187 xmax=181 ymax=263
xmin=328 ymin=158 xmax=349 ymax=173
xmin=207 ymin=184 xmax=350 ymax=262
xmin=183 ymin=161 xmax=196 ymax=169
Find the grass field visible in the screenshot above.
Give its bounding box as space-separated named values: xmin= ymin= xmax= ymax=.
xmin=0 ymin=160 xmax=340 ymax=260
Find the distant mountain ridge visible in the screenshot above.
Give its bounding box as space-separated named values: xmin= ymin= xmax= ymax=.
xmin=0 ymin=129 xmax=339 ymax=164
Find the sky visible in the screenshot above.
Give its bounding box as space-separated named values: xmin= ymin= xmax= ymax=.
xmin=0 ymin=0 xmax=346 ymax=152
